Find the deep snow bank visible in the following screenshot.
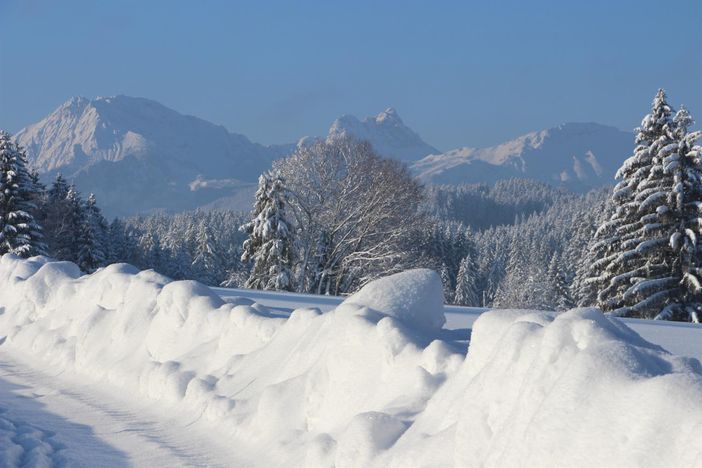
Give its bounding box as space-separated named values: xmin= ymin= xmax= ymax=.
xmin=0 ymin=255 xmax=459 ymax=466
xmin=383 ymin=308 xmax=702 ymax=467
xmin=2 ymin=255 xmax=702 ymax=467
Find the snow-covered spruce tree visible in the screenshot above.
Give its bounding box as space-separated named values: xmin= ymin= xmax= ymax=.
xmin=587 ymin=91 xmax=702 ymax=321
xmin=107 ymin=218 xmax=135 ymax=265
xmin=61 ymin=186 xmax=88 ymax=262
xmin=76 ymin=193 xmax=109 ymax=272
xmin=43 ymin=174 xmax=73 ymax=259
xmin=547 ymin=255 xmax=574 ymax=311
xmin=582 ymin=90 xmax=674 ymax=313
xmin=454 ymin=252 xmax=480 ymax=306
xmin=617 ymin=106 xmax=702 ymax=321
xmin=0 ymin=132 xmax=45 ymax=257
xmin=191 ymin=223 xmax=223 ymax=286
xmin=240 ymin=171 xmax=295 ymax=291
xmin=137 ymin=231 xmax=163 ymax=272
xmin=493 ymin=236 xmax=532 ymax=308
xmin=439 ymin=263 xmax=453 ymax=303
xmin=574 ymin=198 xmax=614 ymax=306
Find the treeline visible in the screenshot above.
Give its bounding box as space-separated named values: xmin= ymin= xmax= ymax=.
xmin=418 ymin=187 xmax=609 ymax=309
xmin=113 ymin=175 xmax=596 ymax=310
xmin=112 ymin=210 xmax=249 ymax=286
xmin=0 ymin=132 xmax=109 ymax=272
xmin=424 ymin=178 xmax=571 ymax=229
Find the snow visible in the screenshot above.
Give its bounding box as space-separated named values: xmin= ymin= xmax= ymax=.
xmin=326 ymin=108 xmax=439 ymax=162
xmin=0 ymin=407 xmax=67 ymax=467
xmin=412 ymin=122 xmax=633 ymax=191
xmin=341 ymin=269 xmax=445 ymax=332
xmin=13 ymin=95 xmax=294 ymax=217
xmin=0 ymin=352 xmax=251 ymax=466
xmin=2 ymin=254 xmax=702 ymax=466
xmin=382 ymin=308 xmax=702 ymax=467
xmin=0 ymin=255 xmax=463 ymax=465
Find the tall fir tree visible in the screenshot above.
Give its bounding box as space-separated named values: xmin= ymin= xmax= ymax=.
xmin=76 ymin=193 xmax=108 ymax=272
xmin=43 ymin=174 xmax=73 ymax=258
xmin=547 ymin=255 xmax=574 ymax=311
xmin=240 ymin=172 xmax=295 ymax=291
xmin=191 ymin=223 xmax=222 ymax=285
xmin=582 ymin=90 xmax=675 ymax=313
xmin=585 ymin=90 xmax=702 ymax=321
xmin=622 ymin=106 xmax=702 ymax=321
xmin=439 ymin=262 xmax=453 ymax=303
xmin=454 ymin=253 xmax=480 ymax=306
xmin=63 ymin=186 xmax=87 ymax=262
xmin=0 ymin=132 xmax=45 ymax=257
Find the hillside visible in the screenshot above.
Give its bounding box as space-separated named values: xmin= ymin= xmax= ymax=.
xmin=412 ymin=122 xmax=632 ymax=191
xmin=14 ymin=96 xmax=292 ymax=216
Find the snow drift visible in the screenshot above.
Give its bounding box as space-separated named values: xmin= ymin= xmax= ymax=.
xmin=1 ymin=254 xmax=702 ymax=467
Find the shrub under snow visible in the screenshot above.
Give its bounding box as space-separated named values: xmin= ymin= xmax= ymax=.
xmin=1 ymin=254 xmax=702 ymax=466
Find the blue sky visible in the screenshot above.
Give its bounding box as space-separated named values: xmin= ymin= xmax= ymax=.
xmin=1 ymin=0 xmax=700 ymax=150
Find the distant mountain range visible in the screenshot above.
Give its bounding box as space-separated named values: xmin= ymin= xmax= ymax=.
xmin=13 ymin=95 xmax=634 ymax=217
xmin=412 ymin=122 xmax=632 ymax=190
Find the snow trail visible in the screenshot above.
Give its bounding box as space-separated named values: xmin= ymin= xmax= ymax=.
xmin=0 ymin=349 xmax=256 ymax=467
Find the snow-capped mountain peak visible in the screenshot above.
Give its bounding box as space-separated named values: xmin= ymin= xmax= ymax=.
xmin=13 ymin=96 xmax=294 ymax=216
xmin=327 ymin=108 xmax=439 ymax=162
xmin=375 ymin=107 xmax=401 ymax=123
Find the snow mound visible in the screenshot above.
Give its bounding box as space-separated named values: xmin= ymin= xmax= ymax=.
xmin=383 ymin=308 xmax=702 ymax=467
xmin=2 ymin=254 xmax=702 ymax=466
xmin=341 ymin=269 xmax=446 ymax=332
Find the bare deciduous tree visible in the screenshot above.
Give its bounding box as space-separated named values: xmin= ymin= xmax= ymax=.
xmin=274 ymin=137 xmax=425 ymax=295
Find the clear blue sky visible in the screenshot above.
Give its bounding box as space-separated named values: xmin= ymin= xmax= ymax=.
xmin=1 ymin=0 xmax=700 ymax=150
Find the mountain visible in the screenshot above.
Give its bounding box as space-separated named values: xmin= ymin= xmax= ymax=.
xmin=14 ymin=96 xmax=293 ymax=217
xmin=14 ymin=97 xmax=633 ymax=216
xmin=15 ymin=98 xmax=437 ymax=217
xmin=411 ymin=123 xmax=633 ymax=190
xmin=324 ymin=107 xmax=439 ymax=162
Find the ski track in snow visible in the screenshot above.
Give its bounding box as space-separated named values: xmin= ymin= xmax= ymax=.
xmin=0 ymin=350 xmax=252 ymax=467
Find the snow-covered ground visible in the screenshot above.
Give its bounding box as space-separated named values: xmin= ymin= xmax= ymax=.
xmin=1 ymin=254 xmax=702 ymax=467
xmin=215 ymin=286 xmax=702 ymax=361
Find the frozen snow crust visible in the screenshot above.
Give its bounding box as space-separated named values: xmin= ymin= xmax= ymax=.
xmin=2 ymin=254 xmax=702 ymax=467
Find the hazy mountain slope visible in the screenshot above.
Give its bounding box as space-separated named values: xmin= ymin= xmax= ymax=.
xmin=14 ymin=97 xmax=633 ymax=215
xmin=325 ymin=107 xmax=440 ymax=162
xmin=14 ymin=96 xmax=293 ymax=217
xmin=412 ymin=123 xmax=632 ymax=190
